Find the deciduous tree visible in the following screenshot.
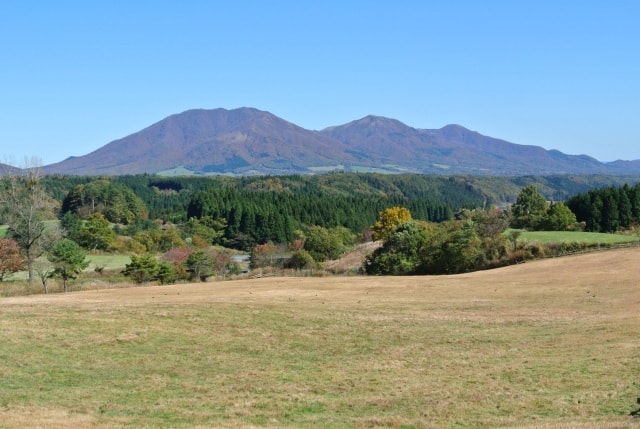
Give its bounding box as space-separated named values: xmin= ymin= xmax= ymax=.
xmin=543 ymin=202 xmax=577 ymax=231
xmin=303 ymin=225 xmax=346 ymax=262
xmin=250 ymin=243 xmax=279 ymax=269
xmin=364 ymin=221 xmax=429 ymax=275
xmin=0 ymin=238 xmax=25 ymax=281
xmin=372 ymin=207 xmax=412 ymax=241
xmin=0 ymin=161 xmax=55 ymax=283
xmin=78 ymin=213 xmax=116 ymax=250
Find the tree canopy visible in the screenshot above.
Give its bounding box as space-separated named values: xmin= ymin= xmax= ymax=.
xmin=510 ymin=185 xmax=548 ymax=230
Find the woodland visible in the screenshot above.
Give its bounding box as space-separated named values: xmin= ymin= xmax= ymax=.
xmin=1 ymin=171 xmax=640 ymax=292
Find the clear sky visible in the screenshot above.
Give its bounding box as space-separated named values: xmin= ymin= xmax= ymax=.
xmin=1 ymin=0 xmax=638 ymax=165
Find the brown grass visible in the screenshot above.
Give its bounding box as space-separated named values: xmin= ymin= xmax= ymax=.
xmin=323 ymin=241 xmax=381 ymax=273
xmin=1 ymin=249 xmax=640 ymax=428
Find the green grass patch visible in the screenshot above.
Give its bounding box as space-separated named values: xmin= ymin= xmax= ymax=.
xmin=1 ymin=221 xmax=59 ymax=238
xmin=517 ymin=230 xmax=639 ymax=245
xmin=86 ymin=253 xmax=132 ymax=272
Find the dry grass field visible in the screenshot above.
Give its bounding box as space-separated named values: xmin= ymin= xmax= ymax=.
xmin=1 ymin=249 xmax=640 ymax=428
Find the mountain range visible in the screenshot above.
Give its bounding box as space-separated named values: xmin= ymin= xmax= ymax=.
xmin=41 ymin=107 xmax=640 ymax=176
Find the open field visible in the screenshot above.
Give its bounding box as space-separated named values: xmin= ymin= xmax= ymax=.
xmin=519 ymin=230 xmax=640 ymax=245
xmin=1 ymin=249 xmax=640 ymax=428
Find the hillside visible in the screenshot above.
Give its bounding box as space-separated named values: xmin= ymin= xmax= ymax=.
xmin=42 ymin=107 xmax=640 ymax=176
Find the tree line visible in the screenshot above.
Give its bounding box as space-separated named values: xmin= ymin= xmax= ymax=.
xmin=364 ymin=183 xmax=640 ymax=276
xmin=566 ymin=183 xmax=640 ymax=232
xmin=2 ymin=165 xmax=640 ymax=289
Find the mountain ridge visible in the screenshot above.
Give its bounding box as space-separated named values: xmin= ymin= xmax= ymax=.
xmin=41 ymin=107 xmax=640 ymax=176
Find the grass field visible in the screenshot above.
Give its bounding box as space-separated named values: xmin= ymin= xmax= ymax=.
xmin=2 ymin=254 xmax=132 ymax=286
xmin=518 ymin=230 xmax=640 ymax=245
xmin=0 ymin=221 xmax=59 ymax=239
xmin=85 ymin=254 xmax=132 ymax=271
xmin=1 ymin=249 xmax=639 ymax=428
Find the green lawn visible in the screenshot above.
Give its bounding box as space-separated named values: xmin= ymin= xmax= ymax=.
xmin=515 ymin=229 xmax=639 ymax=245
xmin=1 ymin=220 xmax=59 ymax=238
xmin=1 ymin=253 xmax=131 ymax=286
xmin=85 ymin=254 xmax=132 ymax=272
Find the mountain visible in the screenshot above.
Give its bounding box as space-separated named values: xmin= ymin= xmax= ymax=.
xmin=42 ymin=108 xmax=640 ymax=176
xmin=0 ymin=163 xmax=23 ymax=176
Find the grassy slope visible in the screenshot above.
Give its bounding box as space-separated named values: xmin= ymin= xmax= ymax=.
xmin=1 ymin=249 xmax=640 ymax=428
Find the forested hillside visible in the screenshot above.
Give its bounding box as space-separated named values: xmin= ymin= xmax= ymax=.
xmin=36 ymin=172 xmax=640 ymax=248
xmin=45 ymin=174 xmax=485 ymax=247
xmin=42 ymin=173 xmax=640 ymax=221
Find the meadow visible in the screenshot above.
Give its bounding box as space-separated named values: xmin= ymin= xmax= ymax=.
xmin=1 ymin=249 xmax=639 ymax=428
xmin=518 ymin=230 xmax=639 ymax=245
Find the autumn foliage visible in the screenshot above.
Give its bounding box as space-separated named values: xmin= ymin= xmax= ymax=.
xmin=372 ymin=206 xmax=412 ymax=241
xmin=0 ymin=238 xmax=25 ymax=281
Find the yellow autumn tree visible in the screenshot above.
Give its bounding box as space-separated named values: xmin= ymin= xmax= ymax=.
xmin=372 ymin=206 xmax=412 ymax=241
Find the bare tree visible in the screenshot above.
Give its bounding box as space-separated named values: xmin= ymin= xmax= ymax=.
xmin=0 ymin=158 xmax=56 ymax=283
xmin=33 ymin=260 xmax=54 ymax=294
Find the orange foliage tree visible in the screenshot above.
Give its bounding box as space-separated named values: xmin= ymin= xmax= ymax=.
xmin=0 ymin=238 xmax=25 ymax=281
xmin=372 ymin=206 xmax=412 ymax=241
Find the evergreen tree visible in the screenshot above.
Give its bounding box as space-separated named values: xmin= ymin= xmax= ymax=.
xmin=587 ymin=193 xmax=603 ymax=232
xmin=600 ymin=189 xmax=620 ymax=232
xmin=511 ymin=186 xmax=548 ymax=230
xmin=123 ymin=254 xmax=159 ymax=284
xmin=185 ymin=250 xmax=215 ymax=281
xmin=48 ymin=239 xmax=90 ymax=292
xmin=617 ymin=186 xmax=632 ymax=229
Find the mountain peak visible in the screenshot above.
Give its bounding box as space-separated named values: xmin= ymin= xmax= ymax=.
xmin=349 ymin=115 xmax=408 ymax=128
xmin=41 ymin=107 xmax=640 ymax=176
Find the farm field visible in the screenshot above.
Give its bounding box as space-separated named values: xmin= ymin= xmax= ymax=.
xmin=1 ymin=249 xmax=640 ymax=428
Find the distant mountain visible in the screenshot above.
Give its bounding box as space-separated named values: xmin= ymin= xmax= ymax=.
xmin=0 ymin=163 xmax=23 ymax=176
xmin=42 ymin=107 xmax=640 ymax=176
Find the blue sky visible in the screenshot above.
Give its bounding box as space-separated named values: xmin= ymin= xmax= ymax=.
xmin=1 ymin=1 xmax=638 ymax=165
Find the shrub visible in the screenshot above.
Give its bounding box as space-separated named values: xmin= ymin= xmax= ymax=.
xmin=185 ymin=250 xmax=215 ymax=282
xmin=285 ymin=250 xmax=316 ymax=270
xmin=123 ymin=254 xmax=159 ymax=284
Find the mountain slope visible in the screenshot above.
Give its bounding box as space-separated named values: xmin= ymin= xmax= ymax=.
xmin=44 ymin=108 xmax=353 ymax=176
xmin=42 ymin=108 xmax=640 ymax=176
xmin=0 ymin=163 xmax=23 ymax=176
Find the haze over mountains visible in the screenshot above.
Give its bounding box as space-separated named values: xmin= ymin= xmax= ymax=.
xmin=41 ymin=107 xmax=640 ymax=176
